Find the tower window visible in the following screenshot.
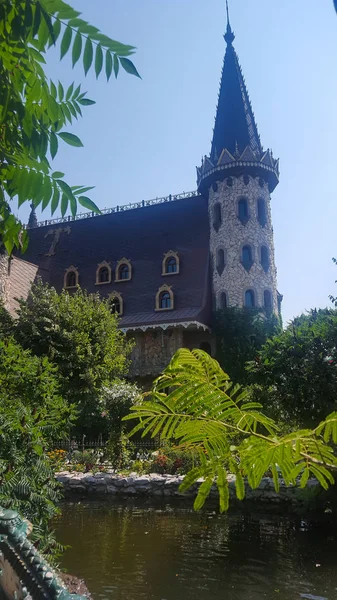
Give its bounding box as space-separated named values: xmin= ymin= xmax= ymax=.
xmin=257 ymin=198 xmax=267 ymax=226
xmin=238 ymin=198 xmax=249 ymax=224
xmin=245 ymin=289 xmax=255 ymax=308
xmin=220 ymin=292 xmax=228 ymax=309
xmin=166 ymin=258 xmax=177 ymax=273
xmin=264 ymin=290 xmax=272 ymax=309
xmin=115 ymin=258 xmax=132 ymax=282
xmin=261 ymin=246 xmax=270 ymax=272
xmin=241 ymin=245 xmax=253 ymax=271
xmin=213 ymin=203 xmax=222 ymax=231
xmin=216 ymin=248 xmax=225 ymax=275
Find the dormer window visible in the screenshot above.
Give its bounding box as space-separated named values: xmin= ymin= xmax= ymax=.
xmin=156 ymin=285 xmax=174 ymax=311
xmin=162 ymin=251 xmax=180 ymax=276
xmin=108 ymin=291 xmax=123 ymax=316
xmin=115 ymin=258 xmax=132 ymax=282
xmin=64 ymin=266 xmax=78 ymax=289
xmin=96 ymin=261 xmax=111 ymax=285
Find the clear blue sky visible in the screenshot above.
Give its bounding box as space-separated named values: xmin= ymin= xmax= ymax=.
xmin=18 ymin=0 xmax=337 ymax=325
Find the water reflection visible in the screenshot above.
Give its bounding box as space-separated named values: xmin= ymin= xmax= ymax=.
xmin=54 ymin=500 xmax=337 ymax=600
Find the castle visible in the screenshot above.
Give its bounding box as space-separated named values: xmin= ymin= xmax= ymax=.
xmin=2 ymin=9 xmax=281 ymax=381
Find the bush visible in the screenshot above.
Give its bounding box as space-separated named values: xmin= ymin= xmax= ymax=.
xmin=148 ymin=447 xmax=200 ymax=475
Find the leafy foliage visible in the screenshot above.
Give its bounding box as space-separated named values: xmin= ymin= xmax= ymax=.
xmin=214 ymin=307 xmax=281 ymax=384
xmin=100 ymin=381 xmax=142 ymax=468
xmin=0 ymin=0 xmax=139 ymax=253
xmin=14 ymin=280 xmax=134 ymax=435
xmin=125 ymin=348 xmax=337 ymax=513
xmin=248 ymin=309 xmax=337 ymax=427
xmin=0 ymin=337 xmax=76 ymax=557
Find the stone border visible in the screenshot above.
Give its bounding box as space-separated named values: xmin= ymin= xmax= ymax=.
xmin=57 ymin=472 xmax=320 ymax=506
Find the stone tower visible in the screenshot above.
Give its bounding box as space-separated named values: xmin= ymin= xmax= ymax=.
xmin=197 ymin=6 xmax=280 ymax=315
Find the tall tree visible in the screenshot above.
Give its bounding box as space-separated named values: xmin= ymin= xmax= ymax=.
xmin=15 ymin=281 xmax=134 ymax=435
xmin=0 ymin=0 xmax=139 ymax=253
xmin=247 ymin=309 xmax=337 ymax=427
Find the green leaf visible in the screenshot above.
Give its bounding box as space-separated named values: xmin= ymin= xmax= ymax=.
xmin=50 ymin=132 xmax=58 ymax=159
xmin=106 ymin=51 xmax=113 ymax=81
xmin=66 ymin=82 xmax=74 ymax=101
xmin=24 ymin=1 xmax=33 ymax=29
xmin=60 ymin=26 xmax=72 ymax=60
xmin=50 ymin=81 xmax=57 ymax=99
xmin=32 ymin=1 xmax=41 ymax=39
xmin=77 ymin=98 xmax=95 ymax=106
xmin=58 ymin=132 xmax=83 ymax=147
xmin=72 ymin=31 xmax=82 ymax=67
xmin=42 ymin=177 xmax=53 ymax=211
xmin=52 ymin=18 xmax=62 ymax=44
xmin=83 ymin=37 xmax=93 ymax=76
xmin=58 ymin=81 xmax=64 ymax=101
xmin=73 ymin=84 xmax=81 ymax=99
xmin=40 ymin=4 xmax=55 ymax=45
xmin=51 ymin=187 xmax=60 ymax=215
xmin=78 ymin=196 xmax=101 ymax=213
xmin=60 ymin=193 xmax=68 ymax=217
xmin=70 ymin=195 xmax=77 ymax=217
xmin=119 ymin=57 xmax=141 ymax=78
xmin=113 ymin=54 xmax=119 ymax=78
xmin=194 ymin=477 xmax=213 ymax=511
xmin=95 ymin=44 xmax=103 ymax=78
xmin=57 ymin=180 xmax=74 ymax=200
xmin=52 ymin=172 xmax=65 ymax=179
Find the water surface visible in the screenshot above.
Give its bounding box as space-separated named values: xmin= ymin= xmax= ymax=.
xmin=54 ymin=500 xmax=337 ymax=600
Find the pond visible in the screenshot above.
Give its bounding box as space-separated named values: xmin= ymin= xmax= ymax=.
xmin=54 ymin=499 xmax=337 ymax=600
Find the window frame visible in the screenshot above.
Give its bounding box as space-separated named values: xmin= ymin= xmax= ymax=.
xmin=260 ymin=245 xmax=270 ymax=272
xmin=108 ymin=291 xmax=123 ymax=316
xmin=162 ymin=251 xmax=180 ymax=276
xmin=245 ymin=289 xmax=256 ymax=308
xmin=155 ymin=285 xmax=174 ymax=311
xmin=95 ymin=261 xmax=112 ymax=285
xmin=241 ymin=244 xmax=253 ymax=271
xmin=238 ymin=197 xmax=250 ymax=225
xmin=115 ymin=258 xmax=132 ymax=282
xmin=64 ymin=266 xmax=79 ymax=289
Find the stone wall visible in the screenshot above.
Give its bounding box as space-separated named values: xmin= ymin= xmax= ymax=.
xmin=208 ymin=175 xmax=279 ymax=314
xmin=57 ymin=472 xmax=320 ymax=507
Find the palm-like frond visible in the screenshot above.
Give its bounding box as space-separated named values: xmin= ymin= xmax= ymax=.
xmin=125 ymin=349 xmax=337 ymax=512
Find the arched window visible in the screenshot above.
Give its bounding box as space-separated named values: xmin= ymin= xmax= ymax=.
xmin=220 ymin=292 xmax=227 ymax=309
xmin=213 ymin=203 xmax=222 ymax=231
xmin=261 ymin=246 xmax=270 ymax=272
xmin=242 ymin=245 xmax=253 ymax=271
xmin=156 ymin=285 xmax=174 ymax=311
xmin=216 ymin=248 xmax=225 ymax=275
xmin=99 ymin=267 xmax=109 ymax=282
xmin=64 ymin=266 xmax=78 ymax=289
xmin=166 ymin=257 xmax=177 ymax=273
xmin=115 ymin=258 xmax=132 ymax=282
xmin=108 ymin=292 xmax=123 ymax=316
xmin=257 ymin=198 xmax=267 ymax=226
xmin=238 ymin=198 xmax=249 ymax=224
xmin=95 ymin=261 xmax=112 ymax=285
xmin=162 ymin=251 xmax=180 ymax=275
xmin=264 ymin=290 xmax=272 ymax=309
xmin=245 ymin=289 xmax=255 ymax=308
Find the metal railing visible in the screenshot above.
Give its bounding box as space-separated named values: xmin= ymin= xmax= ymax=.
xmin=27 ymin=190 xmax=199 ymax=229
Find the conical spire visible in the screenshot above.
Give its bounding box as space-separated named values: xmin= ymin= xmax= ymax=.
xmin=210 ymin=2 xmax=262 ymax=162
xmin=27 ymin=203 xmax=38 ymax=229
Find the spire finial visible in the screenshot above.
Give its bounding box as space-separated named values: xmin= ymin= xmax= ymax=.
xmin=224 ymin=0 xmax=235 ymax=44
xmin=27 ymin=203 xmax=38 ymax=229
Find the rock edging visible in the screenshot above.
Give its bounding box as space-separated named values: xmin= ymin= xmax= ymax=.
xmin=56 ymin=471 xmax=320 ymax=506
